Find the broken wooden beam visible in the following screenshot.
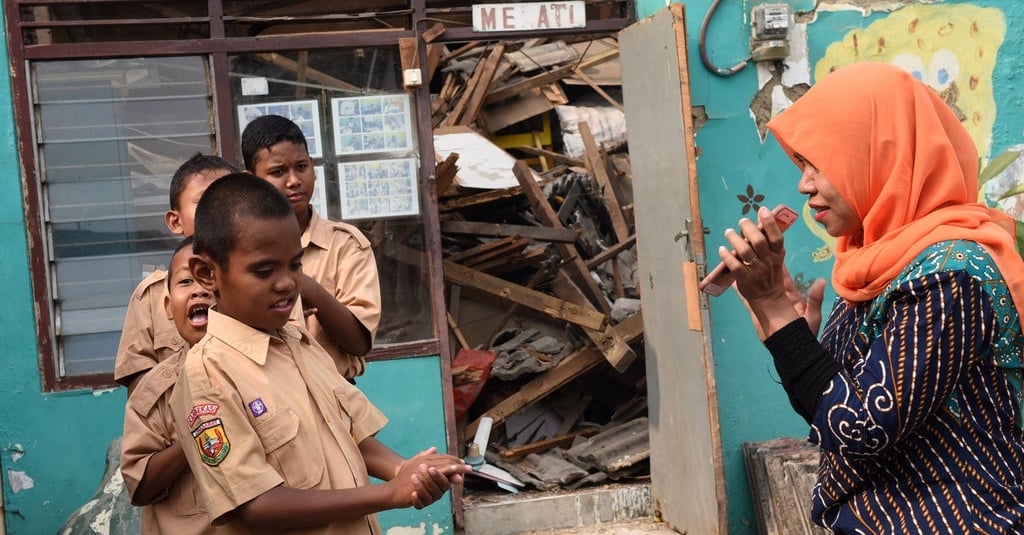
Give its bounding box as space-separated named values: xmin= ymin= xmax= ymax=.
xmin=499 ymin=429 xmax=600 ymax=459
xmin=441 ymin=220 xmax=577 ymax=243
xmin=550 ymin=271 xmax=637 ymax=372
xmin=585 ymin=235 xmax=637 ymax=269
xmin=513 ymin=160 xmax=612 ymax=314
xmin=465 ymin=310 xmax=643 ymax=439
xmin=443 ymin=260 xmax=606 ymax=332
xmin=579 ymin=121 xmax=630 ymax=243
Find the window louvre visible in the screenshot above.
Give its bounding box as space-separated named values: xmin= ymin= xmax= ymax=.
xmin=31 ymin=56 xmax=215 ymax=377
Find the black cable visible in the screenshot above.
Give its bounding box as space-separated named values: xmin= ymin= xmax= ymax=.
xmin=699 ymin=0 xmax=751 ymax=77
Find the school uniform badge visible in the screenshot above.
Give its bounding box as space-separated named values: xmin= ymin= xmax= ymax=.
xmin=192 ymin=418 xmax=230 ymax=466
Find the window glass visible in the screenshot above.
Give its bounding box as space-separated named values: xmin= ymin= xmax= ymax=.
xmin=230 ymin=48 xmax=434 ymax=346
xmin=33 ymin=56 xmax=214 ymax=376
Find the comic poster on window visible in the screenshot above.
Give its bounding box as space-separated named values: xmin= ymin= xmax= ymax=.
xmin=338 ymin=158 xmax=418 ymax=220
xmin=331 ymin=94 xmax=413 ymax=155
xmin=237 ymin=100 xmax=323 ymax=158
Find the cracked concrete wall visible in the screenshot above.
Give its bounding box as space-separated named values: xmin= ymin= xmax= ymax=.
xmin=634 ymin=1 xmax=1024 ymax=534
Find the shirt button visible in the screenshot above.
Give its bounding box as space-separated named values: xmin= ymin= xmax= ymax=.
xmin=162 ymin=370 xmax=173 ymax=378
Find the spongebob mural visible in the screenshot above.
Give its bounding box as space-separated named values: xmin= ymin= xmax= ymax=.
xmin=796 ymin=3 xmax=1024 ymax=258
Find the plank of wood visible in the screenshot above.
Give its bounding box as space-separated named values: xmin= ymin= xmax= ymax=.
xmin=513 ymin=145 xmax=585 ymax=168
xmin=440 ymin=40 xmax=483 ymax=64
xmin=435 ymin=152 xmax=460 ymax=197
xmin=585 ymin=235 xmax=637 ymax=269
xmin=447 ymin=311 xmax=471 ymax=351
xmin=449 ymin=235 xmax=529 ymax=267
xmin=550 ymin=271 xmax=636 ymax=371
xmin=457 ymin=43 xmax=506 ymax=127
xmin=486 ymin=255 xmax=559 ymax=343
xmin=579 ymin=121 xmax=630 ymax=243
xmin=438 ymin=186 xmax=524 ymax=212
xmin=444 ymin=55 xmax=486 ymax=127
xmin=441 ymin=220 xmax=577 ymax=243
xmin=513 ymin=160 xmax=612 ymax=314
xmin=499 ymin=429 xmax=600 ymax=459
xmin=471 ymin=244 xmax=550 ymax=275
xmin=421 ymin=22 xmax=446 ymax=42
xmin=399 ymin=37 xmax=418 ymax=71
xmin=484 ymin=64 xmax=574 ymax=105
xmin=465 ymin=311 xmax=643 ymax=438
xmin=570 ymin=69 xmax=624 ymax=112
xmin=443 ymin=260 xmax=606 ymax=331
xmin=480 ymin=87 xmax=556 ymax=133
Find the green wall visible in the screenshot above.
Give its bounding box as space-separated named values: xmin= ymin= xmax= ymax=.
xmin=634 ymin=1 xmax=1024 ymax=533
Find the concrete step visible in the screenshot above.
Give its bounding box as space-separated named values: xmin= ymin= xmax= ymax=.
xmin=462 ymin=482 xmax=678 ymax=535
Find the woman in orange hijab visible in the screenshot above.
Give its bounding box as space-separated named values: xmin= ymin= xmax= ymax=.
xmin=723 ymin=62 xmax=1024 ymax=533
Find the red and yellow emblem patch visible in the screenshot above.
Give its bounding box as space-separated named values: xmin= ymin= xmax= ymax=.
xmin=191 ymin=418 xmax=230 ymax=466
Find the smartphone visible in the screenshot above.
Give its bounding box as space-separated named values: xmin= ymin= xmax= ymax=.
xmin=699 ymin=204 xmax=799 ymax=297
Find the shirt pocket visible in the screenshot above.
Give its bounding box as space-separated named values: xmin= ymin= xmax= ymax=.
xmin=253 ymin=408 xmax=325 ymax=489
xmin=332 ymin=387 xmax=356 ymax=437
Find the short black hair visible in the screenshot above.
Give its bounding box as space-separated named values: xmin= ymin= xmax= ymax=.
xmin=193 ymin=172 xmax=294 ymax=268
xmin=240 ymin=115 xmax=308 ymax=172
xmin=169 ymin=153 xmax=239 ymax=210
xmin=166 ymin=236 xmax=196 ymax=291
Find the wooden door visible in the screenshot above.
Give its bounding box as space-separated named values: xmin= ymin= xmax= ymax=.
xmin=620 ymin=5 xmax=726 ymax=534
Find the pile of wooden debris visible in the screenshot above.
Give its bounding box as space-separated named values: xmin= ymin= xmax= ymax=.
xmin=421 ymin=33 xmax=649 ymax=492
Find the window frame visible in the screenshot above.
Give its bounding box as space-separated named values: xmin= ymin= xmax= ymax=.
xmin=4 ymin=0 xmax=632 ymax=390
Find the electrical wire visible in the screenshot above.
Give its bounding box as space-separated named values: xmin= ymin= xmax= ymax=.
xmin=699 ymin=0 xmax=751 ymax=77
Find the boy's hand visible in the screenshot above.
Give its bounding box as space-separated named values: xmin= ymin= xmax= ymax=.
xmin=391 ymin=451 xmax=470 ymax=509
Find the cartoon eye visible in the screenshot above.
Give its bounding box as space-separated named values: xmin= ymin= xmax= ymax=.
xmin=891 ymin=53 xmax=927 ymax=82
xmin=928 ymin=49 xmax=959 ymax=91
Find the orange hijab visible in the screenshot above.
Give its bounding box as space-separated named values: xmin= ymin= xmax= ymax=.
xmin=767 ymin=62 xmax=1024 ymax=319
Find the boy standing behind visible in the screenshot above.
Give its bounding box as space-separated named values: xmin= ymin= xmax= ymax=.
xmin=115 ymin=153 xmax=237 ymax=392
xmin=241 ymin=115 xmax=380 ymax=380
xmin=121 ymin=237 xmax=217 ymax=533
xmin=171 ymin=173 xmax=467 ymax=533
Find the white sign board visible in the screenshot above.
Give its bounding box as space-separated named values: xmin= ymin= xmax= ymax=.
xmin=472 ymin=2 xmax=586 ymax=32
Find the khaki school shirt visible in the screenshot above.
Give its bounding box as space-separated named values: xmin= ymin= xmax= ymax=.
xmin=170 ymin=309 xmax=388 ymax=535
xmin=115 ymin=270 xmax=183 ymax=387
xmin=121 ymin=350 xmax=217 ymax=535
xmin=301 ymin=209 xmax=382 ymax=379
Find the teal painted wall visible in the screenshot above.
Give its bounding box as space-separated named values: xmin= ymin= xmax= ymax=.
xmin=0 ymin=11 xmax=452 ymax=535
xmin=633 ymin=1 xmax=1024 ymax=533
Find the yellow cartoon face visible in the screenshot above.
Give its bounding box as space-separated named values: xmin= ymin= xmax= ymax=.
xmin=816 ymin=4 xmax=1004 ymax=159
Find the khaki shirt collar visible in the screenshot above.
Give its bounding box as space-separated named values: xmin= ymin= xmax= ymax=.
xmin=206 ymin=308 xmax=303 ymax=366
xmin=301 ymin=206 xmax=331 ymax=251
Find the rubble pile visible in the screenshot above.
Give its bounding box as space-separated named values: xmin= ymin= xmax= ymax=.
xmin=424 ymin=33 xmax=649 ymax=491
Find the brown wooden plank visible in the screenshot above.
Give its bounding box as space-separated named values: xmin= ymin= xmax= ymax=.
xmin=440 ymin=40 xmax=483 ymax=64
xmin=446 ymin=311 xmax=470 ymax=351
xmin=472 ymin=244 xmax=550 ymax=275
xmin=465 ymin=311 xmax=643 ymax=438
xmin=443 ymin=260 xmax=606 ymax=331
xmin=457 ymin=43 xmax=506 ymax=127
xmin=585 ymin=235 xmax=637 ymax=269
xmin=399 ymin=36 xmax=418 ymax=71
xmin=570 ymin=69 xmax=624 ymax=112
xmin=513 ymin=145 xmax=585 ymax=168
xmin=435 ymin=151 xmax=459 ymax=196
xmin=438 ymin=186 xmax=524 ymax=212
xmin=513 ymin=160 xmax=612 ymax=314
xmin=550 ymin=271 xmax=636 ymax=371
xmin=447 ymin=234 xmax=524 ymax=263
xmin=443 ymin=54 xmax=486 ymax=127
xmin=421 ymin=22 xmax=446 ymax=43
xmin=484 ymin=64 xmax=574 ymax=105
xmin=579 ymin=121 xmax=630 ymax=243
xmin=449 ymin=235 xmax=529 ymax=267
xmin=499 ymin=429 xmax=599 ymax=459
xmin=440 ymin=220 xmax=577 ymax=243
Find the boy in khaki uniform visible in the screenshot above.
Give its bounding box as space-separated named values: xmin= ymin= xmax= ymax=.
xmin=171 ymin=173 xmax=468 ymax=533
xmin=115 ymin=153 xmax=238 ymax=392
xmin=121 ymin=237 xmax=218 ymax=534
xmin=242 ymin=115 xmax=380 ymax=380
